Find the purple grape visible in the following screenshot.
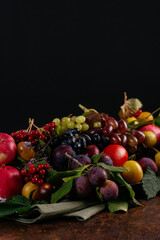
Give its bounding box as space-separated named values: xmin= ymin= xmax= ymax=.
xmin=74 ymin=176 xmax=92 ymax=198
xmin=88 ymin=167 xmax=108 ymax=187
xmin=70 ymin=154 xmax=92 ymax=170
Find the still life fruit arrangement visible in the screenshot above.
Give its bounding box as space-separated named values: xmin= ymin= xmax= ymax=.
xmin=1 ymin=93 xmax=160 ymax=217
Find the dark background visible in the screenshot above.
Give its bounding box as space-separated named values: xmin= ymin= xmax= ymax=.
xmin=1 ymin=1 xmax=160 ymax=134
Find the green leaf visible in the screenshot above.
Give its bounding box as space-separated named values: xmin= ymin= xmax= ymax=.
xmin=38 ymin=139 xmax=46 ymax=146
xmin=46 ymin=165 xmax=90 ymax=185
xmin=111 ymin=172 xmax=142 ymax=206
xmin=91 ymin=153 xmax=103 ymax=164
xmin=97 ymin=162 xmax=127 ymax=172
xmin=154 ymin=115 xmax=160 ymax=128
xmin=108 ymin=200 xmax=128 ymax=213
xmin=142 ymin=167 xmax=160 ymax=199
xmin=96 ymin=187 xmax=103 ymax=202
xmin=9 ymin=195 xmax=30 ymax=206
xmin=51 ymin=179 xmax=73 ymax=203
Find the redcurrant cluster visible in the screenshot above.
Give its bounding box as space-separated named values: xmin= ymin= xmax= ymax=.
xmin=21 ymin=163 xmax=50 ymax=185
xmin=133 ymin=109 xmax=142 ymax=118
xmin=11 ymin=122 xmax=57 ymax=145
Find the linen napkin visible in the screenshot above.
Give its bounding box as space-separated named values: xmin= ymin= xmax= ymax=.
xmin=7 ymin=201 xmax=106 ymax=223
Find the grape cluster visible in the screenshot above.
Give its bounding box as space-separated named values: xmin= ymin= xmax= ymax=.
xmin=20 ymin=163 xmax=50 ymax=185
xmin=53 ymin=115 xmax=90 ymax=135
xmin=11 ymin=122 xmax=56 ymax=145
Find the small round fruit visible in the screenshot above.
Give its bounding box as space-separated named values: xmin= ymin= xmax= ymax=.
xmin=37 ymin=183 xmax=55 ymax=202
xmin=103 ymin=145 xmax=128 ymax=167
xmin=137 ymin=111 xmax=154 ymax=122
xmin=137 ymin=157 xmax=158 ymax=174
xmin=122 ymin=160 xmax=143 ymax=184
xmin=74 ymin=176 xmax=92 ymax=199
xmin=125 ymin=117 xmax=137 ymax=124
xmin=83 ymin=145 xmax=100 ymax=158
xmin=155 ymin=152 xmax=160 ymax=169
xmin=99 ymin=180 xmax=119 ymax=201
xmin=143 ymin=131 xmax=157 ymax=147
xmin=88 ymin=167 xmax=108 ymax=187
xmin=21 ymin=181 xmax=39 ymax=200
xmin=17 ymin=141 xmax=36 ymax=161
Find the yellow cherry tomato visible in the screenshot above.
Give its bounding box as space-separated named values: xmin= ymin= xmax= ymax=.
xmin=137 ymin=111 xmax=154 ymax=122
xmin=155 ymin=152 xmax=160 ymax=169
xmin=17 ymin=141 xmax=36 ymax=161
xmin=143 ymin=131 xmax=157 ymax=147
xmin=21 ymin=182 xmax=39 ymax=200
xmin=122 ymin=160 xmax=143 ymax=184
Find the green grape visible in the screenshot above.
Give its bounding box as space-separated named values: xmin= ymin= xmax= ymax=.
xmin=71 ymin=116 xmax=77 ymax=122
xmin=53 ymin=118 xmax=60 ymax=126
xmin=60 ymin=124 xmax=68 ymax=132
xmin=67 ymin=121 xmax=75 ymax=129
xmin=93 ymin=121 xmax=102 ymax=128
xmin=82 ymin=122 xmax=89 ymax=131
xmin=75 ymin=116 xmax=86 ymax=124
xmin=61 ymin=117 xmax=70 ymax=125
xmin=75 ymin=123 xmax=83 ymax=131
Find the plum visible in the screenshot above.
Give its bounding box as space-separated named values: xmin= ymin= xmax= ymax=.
xmin=70 ymin=154 xmax=92 ymax=170
xmin=74 ymin=176 xmax=92 ymax=198
xmin=52 ymin=145 xmax=76 ymax=171
xmin=99 ymin=154 xmax=113 ymax=166
xmin=99 ymin=180 xmax=119 ymax=201
xmin=137 ymin=157 xmax=158 ymax=174
xmin=88 ymin=166 xmax=108 ymax=187
xmin=83 ymin=145 xmax=100 ymax=158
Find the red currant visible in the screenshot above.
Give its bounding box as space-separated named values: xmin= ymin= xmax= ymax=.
xmin=29 ymin=167 xmax=36 ymax=174
xmin=43 ymin=125 xmax=49 ymax=131
xmin=38 ymin=164 xmax=44 ymax=169
xmin=29 ymin=163 xmax=34 ymax=168
xmin=33 ymin=174 xmax=39 ymax=179
xmin=24 ymin=177 xmax=30 ymax=182
xmin=38 ymin=179 xmax=44 ymax=185
xmin=39 ymin=169 xmax=45 ymax=175
xmin=44 ymin=163 xmax=50 ymax=169
xmin=39 ymin=134 xmax=45 ymax=141
xmin=31 ymin=177 xmax=38 ymax=184
xmin=31 ymin=140 xmax=37 ymax=145
xmin=35 ymin=130 xmax=41 ymax=137
xmin=11 ymin=132 xmax=16 ymax=138
xmin=21 ymin=169 xmax=27 ymax=176
xmin=35 ymin=167 xmax=40 ymax=172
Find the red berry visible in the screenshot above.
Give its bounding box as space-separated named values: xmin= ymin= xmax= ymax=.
xmin=29 ymin=163 xmax=34 ymax=168
xmin=24 ymin=177 xmax=30 ymax=182
xmin=35 ymin=130 xmax=41 ymax=137
xmin=28 ymin=135 xmax=33 ymax=141
xmin=38 ymin=164 xmax=44 ymax=169
xmin=38 ymin=179 xmax=44 ymax=185
xmin=11 ymin=132 xmax=16 ymax=138
xmin=31 ymin=140 xmax=37 ymax=145
xmin=33 ymin=174 xmax=39 ymax=179
xmin=29 ymin=167 xmax=35 ymax=174
xmin=44 ymin=163 xmax=50 ymax=169
xmin=31 ymin=177 xmax=38 ymax=184
xmin=40 ymin=174 xmax=45 ymax=179
xmin=21 ymin=169 xmax=27 ymax=176
xmin=35 ymin=167 xmax=40 ymax=172
xmin=16 ymin=132 xmax=21 ymax=139
xmin=39 ymin=134 xmax=45 ymax=141
xmin=29 ymin=130 xmax=35 ymax=136
xmin=39 ymin=169 xmax=45 ymax=175
xmin=19 ymin=129 xmax=25 ymax=134
xmin=26 ymin=172 xmax=31 ymax=177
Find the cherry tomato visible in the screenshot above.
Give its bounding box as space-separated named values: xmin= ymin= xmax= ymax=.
xmin=21 ymin=181 xmax=39 ymax=200
xmin=121 ymin=160 xmax=143 ymax=184
xmin=103 ymin=144 xmax=128 ymax=167
xmin=37 ymin=183 xmax=55 ymax=202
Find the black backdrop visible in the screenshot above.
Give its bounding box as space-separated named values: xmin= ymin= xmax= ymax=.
xmin=1 ymin=1 xmax=160 ymax=134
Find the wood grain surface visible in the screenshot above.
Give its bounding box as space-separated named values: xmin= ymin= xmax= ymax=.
xmin=0 ymin=197 xmax=160 ymax=240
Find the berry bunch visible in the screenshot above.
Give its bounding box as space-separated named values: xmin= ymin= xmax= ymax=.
xmin=21 ymin=163 xmax=50 ymax=185
xmin=11 ymin=122 xmax=57 ymax=145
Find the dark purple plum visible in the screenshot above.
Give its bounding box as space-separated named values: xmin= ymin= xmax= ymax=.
xmin=74 ymin=176 xmax=92 ymax=199
xmin=70 ymin=154 xmax=92 ymax=170
xmin=52 ymin=145 xmax=76 ymax=171
xmin=88 ymin=166 xmax=108 ymax=187
xmin=99 ymin=154 xmax=113 ymax=166
xmin=99 ymin=180 xmax=119 ymax=201
xmin=137 ymin=157 xmax=158 ymax=174
xmin=83 ymin=145 xmax=100 ymax=158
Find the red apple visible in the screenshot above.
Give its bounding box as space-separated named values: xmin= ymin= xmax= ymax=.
xmin=139 ymin=125 xmax=160 ymax=144
xmin=0 ymin=133 xmax=17 ymax=165
xmin=0 ymin=165 xmax=23 ymax=199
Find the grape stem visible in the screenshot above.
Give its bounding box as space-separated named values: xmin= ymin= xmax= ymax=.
xmin=65 ymin=153 xmax=83 ymax=167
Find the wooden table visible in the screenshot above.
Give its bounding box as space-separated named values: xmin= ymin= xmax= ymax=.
xmin=0 ymin=196 xmax=160 ymax=240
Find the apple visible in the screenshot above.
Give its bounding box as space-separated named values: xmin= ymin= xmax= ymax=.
xmin=139 ymin=125 xmax=160 ymax=145
xmin=0 ymin=165 xmax=23 ymax=199
xmin=0 ymin=133 xmax=17 ymax=165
